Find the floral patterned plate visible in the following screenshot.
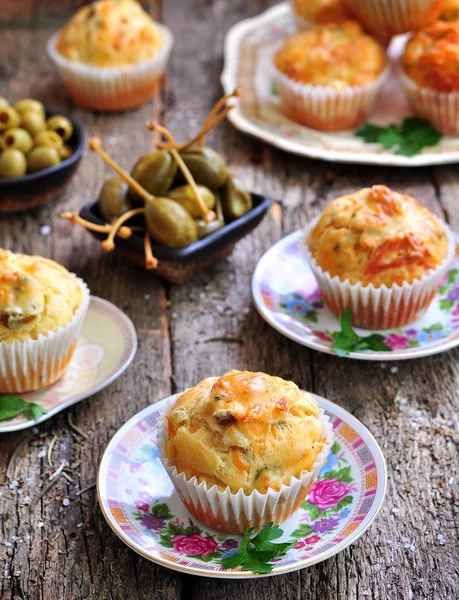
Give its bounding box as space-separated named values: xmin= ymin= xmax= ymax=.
xmin=0 ymin=297 xmax=137 ymax=433
xmin=221 ymin=3 xmax=459 ymax=167
xmin=97 ymin=394 xmax=386 ymax=578
xmin=252 ymin=230 xmax=459 ymax=361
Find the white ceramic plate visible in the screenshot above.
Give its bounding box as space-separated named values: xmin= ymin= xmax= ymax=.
xmin=97 ymin=394 xmax=386 ymax=578
xmin=221 ymin=3 xmax=459 ymax=166
xmin=0 ymin=297 xmax=137 ymax=432
xmin=252 ymin=230 xmax=459 ymax=360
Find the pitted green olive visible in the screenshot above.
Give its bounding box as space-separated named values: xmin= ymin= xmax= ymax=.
xmin=221 ymin=175 xmax=252 ymax=221
xmin=0 ymin=149 xmax=27 ymax=178
xmin=14 ymin=99 xmax=45 ymax=117
xmin=47 ymin=115 xmax=73 ymax=142
xmin=0 ymin=106 xmax=21 ymax=131
xmin=195 ymin=217 xmax=225 ymax=239
xmin=98 ymin=177 xmax=132 ymax=222
xmin=130 ymin=150 xmax=177 ymax=203
xmin=34 ymin=130 xmax=63 ymax=149
xmin=21 ymin=111 xmax=46 ymax=136
xmin=168 ymin=184 xmax=216 ymax=218
xmin=144 ymin=197 xmax=197 ymax=248
xmin=27 ymin=147 xmax=61 ymax=172
xmin=59 ymin=145 xmax=72 ymax=160
xmin=179 ymin=146 xmax=229 ymax=189
xmin=1 ymin=128 xmax=33 ymax=153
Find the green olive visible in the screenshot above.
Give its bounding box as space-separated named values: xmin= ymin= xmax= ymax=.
xmin=168 ymin=184 xmax=216 ymax=218
xmin=221 ymin=174 xmax=252 ymax=221
xmin=98 ymin=177 xmax=133 ymax=222
xmin=180 ymin=146 xmax=229 ymax=189
xmin=46 ymin=115 xmax=73 ymax=142
xmin=27 ymin=147 xmax=61 ymax=172
xmin=0 ymin=106 xmax=21 ymax=131
xmin=0 ymin=98 xmax=10 ymax=109
xmin=59 ymin=145 xmax=73 ymax=160
xmin=21 ymin=111 xmax=46 ymax=136
xmin=1 ymin=128 xmax=33 ymax=153
xmin=0 ymin=148 xmax=27 ymax=178
xmin=195 ymin=217 xmax=225 ymax=239
xmin=130 ymin=150 xmax=177 ymax=204
xmin=14 ymin=99 xmax=45 ymax=117
xmin=144 ymin=197 xmax=198 ymax=248
xmin=34 ymin=130 xmax=63 ymax=149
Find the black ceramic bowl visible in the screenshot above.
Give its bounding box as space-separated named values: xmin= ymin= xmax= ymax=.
xmin=80 ymin=192 xmax=272 ymax=283
xmin=0 ymin=108 xmax=85 ymax=213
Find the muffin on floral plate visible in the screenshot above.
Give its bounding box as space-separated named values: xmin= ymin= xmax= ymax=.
xmin=290 ymin=0 xmax=351 ymax=31
xmin=0 ymin=249 xmax=90 ymax=393
xmin=47 ymin=0 xmax=173 ymax=112
xmin=157 ymin=370 xmax=333 ymax=534
xmin=343 ymin=0 xmax=445 ymax=44
xmin=272 ymin=22 xmax=387 ymax=131
xmin=400 ymin=21 xmax=459 ymax=134
xmin=305 ymin=185 xmax=455 ymax=329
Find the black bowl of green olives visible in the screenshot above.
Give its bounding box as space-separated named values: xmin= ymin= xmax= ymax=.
xmin=0 ymin=98 xmax=85 ymax=213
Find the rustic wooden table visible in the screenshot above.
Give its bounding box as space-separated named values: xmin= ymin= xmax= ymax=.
xmin=1 ymin=1 xmax=458 ymax=599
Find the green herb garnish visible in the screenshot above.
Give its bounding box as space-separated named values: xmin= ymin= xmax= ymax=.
xmin=356 ymin=117 xmax=442 ymax=156
xmin=329 ymin=309 xmax=392 ymax=357
xmin=221 ymin=522 xmax=295 ymax=574
xmin=0 ymin=395 xmax=46 ymax=422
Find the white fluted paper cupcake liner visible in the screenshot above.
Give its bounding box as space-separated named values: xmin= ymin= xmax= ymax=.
xmin=0 ymin=278 xmax=90 ymax=393
xmin=400 ymin=71 xmax=459 ymax=135
xmin=157 ymin=396 xmax=334 ymax=534
xmin=304 ymin=216 xmax=456 ymax=330
xmin=47 ymin=24 xmax=173 ymax=112
xmin=272 ymin=64 xmax=388 ymax=132
xmin=343 ymin=0 xmax=443 ymax=43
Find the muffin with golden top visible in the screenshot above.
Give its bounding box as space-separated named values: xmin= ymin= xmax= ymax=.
xmin=290 ymin=0 xmax=351 ymax=30
xmin=305 ymin=185 xmax=455 ymax=329
xmin=48 ymin=0 xmax=173 ymax=111
xmin=0 ymin=249 xmax=89 ymax=393
xmin=158 ymin=370 xmax=333 ymax=533
xmin=273 ymin=22 xmax=387 ymax=131
xmin=401 ymin=20 xmax=459 ymax=133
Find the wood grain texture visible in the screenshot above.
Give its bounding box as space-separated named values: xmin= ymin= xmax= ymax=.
xmin=0 ymin=1 xmax=458 ymax=599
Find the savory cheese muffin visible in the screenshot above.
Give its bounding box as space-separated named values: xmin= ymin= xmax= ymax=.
xmin=305 ymin=185 xmax=454 ymax=328
xmin=401 ymin=21 xmax=459 ymax=133
xmin=0 ymin=250 xmax=82 ymax=344
xmin=290 ymin=0 xmax=351 ymax=30
xmin=439 ymin=0 xmax=459 ymax=20
xmin=273 ymin=22 xmax=387 ymax=130
xmin=0 ymin=249 xmax=89 ymax=393
xmin=48 ymin=0 xmax=173 ymax=111
xmin=158 ymin=370 xmax=333 ymax=532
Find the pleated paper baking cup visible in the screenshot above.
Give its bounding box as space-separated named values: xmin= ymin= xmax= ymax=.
xmin=0 ymin=278 xmax=90 ymax=393
xmin=400 ymin=72 xmax=459 ymax=135
xmin=272 ymin=65 xmax=388 ymax=132
xmin=343 ymin=0 xmax=444 ymax=44
xmin=157 ymin=397 xmax=334 ymax=534
xmin=47 ymin=24 xmax=173 ymax=112
xmin=304 ymin=216 xmax=456 ymax=330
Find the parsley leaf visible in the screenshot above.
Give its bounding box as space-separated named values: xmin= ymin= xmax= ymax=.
xmin=0 ymin=395 xmax=47 ymax=422
xmin=355 ymin=118 xmax=442 ymax=156
xmin=221 ymin=522 xmax=295 ymax=574
xmin=329 ymin=309 xmax=392 ymax=357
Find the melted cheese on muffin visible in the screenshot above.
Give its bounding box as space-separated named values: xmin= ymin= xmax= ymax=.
xmin=0 ymin=249 xmax=82 ymax=344
xmin=307 ymin=185 xmax=449 ymax=287
xmin=165 ymin=370 xmax=324 ymax=495
xmin=56 ymin=0 xmax=163 ymax=67
xmin=291 ymin=0 xmax=351 ymax=24
xmin=274 ymin=22 xmax=386 ymax=88
xmin=440 ymin=0 xmax=459 ymax=20
xmin=402 ymin=21 xmax=459 ymax=92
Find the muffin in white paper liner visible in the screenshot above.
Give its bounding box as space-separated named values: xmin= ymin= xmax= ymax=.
xmin=304 ymin=216 xmax=456 ymax=330
xmin=343 ymin=0 xmax=444 ymax=44
xmin=289 ymin=0 xmax=350 ymax=31
xmin=0 ymin=278 xmax=90 ymax=393
xmin=400 ymin=71 xmax=459 ymax=135
xmin=157 ymin=396 xmax=334 ymax=534
xmin=47 ymin=24 xmax=173 ymax=112
xmin=272 ymin=64 xmax=389 ymax=132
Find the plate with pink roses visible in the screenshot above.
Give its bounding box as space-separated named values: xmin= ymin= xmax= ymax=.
xmin=97 ymin=393 xmax=386 ymax=578
xmin=252 ymin=230 xmax=459 ymax=360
